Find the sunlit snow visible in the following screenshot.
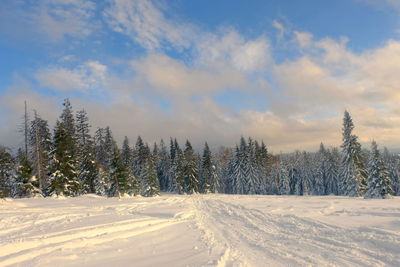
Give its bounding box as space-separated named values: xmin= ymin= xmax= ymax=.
xmin=1 ymin=194 xmax=399 ymax=266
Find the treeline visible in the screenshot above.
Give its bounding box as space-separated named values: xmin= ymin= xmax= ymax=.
xmin=0 ymin=100 xmax=399 ymax=199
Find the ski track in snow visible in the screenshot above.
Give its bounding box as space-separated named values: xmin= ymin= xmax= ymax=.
xmin=191 ymin=195 xmax=400 ymax=266
xmin=0 ymin=194 xmax=399 ymax=266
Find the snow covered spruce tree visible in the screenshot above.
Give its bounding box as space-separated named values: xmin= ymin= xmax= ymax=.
xmin=200 ymin=142 xmax=219 ymax=193
xmin=287 ymin=153 xmax=303 ymax=195
xmin=183 ymin=140 xmax=200 ymax=194
xmin=215 ymin=146 xmax=233 ymax=194
xmin=108 ymin=144 xmax=138 ymax=197
xmin=132 ymin=137 xmax=159 ymax=196
xmin=255 ymin=141 xmax=271 ymax=193
xmin=15 ymin=149 xmax=42 ymax=197
xmin=30 ymin=111 xmax=51 ymax=192
xmin=383 ymin=147 xmax=400 ymax=195
xmin=0 ymin=146 xmax=15 ymax=198
xmin=133 ymin=136 xmax=146 ymax=179
xmin=365 ymin=141 xmax=393 ymax=199
xmin=245 ymin=138 xmax=264 ymax=194
xmin=76 ymin=110 xmax=99 ymax=194
xmin=168 ymin=138 xmax=185 ymax=193
xmin=226 ymin=137 xmax=266 ymax=195
xmin=140 ymin=144 xmax=160 ymax=197
xmin=121 ymin=136 xmax=133 ymax=169
xmin=313 ymin=143 xmax=328 ymax=195
xmin=230 ymin=138 xmax=247 ymax=194
xmin=324 ymin=148 xmax=340 ymax=195
xmin=93 ymin=127 xmax=117 ymax=195
xmin=121 ymin=136 xmax=139 ymax=196
xmin=155 ymin=139 xmax=170 ymax=191
xmin=275 ymin=156 xmax=290 ymax=195
xmin=338 ymin=111 xmax=368 ymax=196
xmin=48 ymin=99 xmax=80 ymax=197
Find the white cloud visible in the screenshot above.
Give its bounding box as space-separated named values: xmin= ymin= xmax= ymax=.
xmin=294 ymin=31 xmax=313 ymax=48
xmin=197 ymin=30 xmax=271 ymax=72
xmin=36 ymin=61 xmax=108 ymax=92
xmin=105 ymin=0 xmax=193 ymax=50
xmin=0 ymin=0 xmax=97 ymax=43
xmin=34 ymin=0 xmax=96 ymax=42
xmin=105 ymin=1 xmax=271 ymax=72
xmin=131 ymin=53 xmax=249 ymax=96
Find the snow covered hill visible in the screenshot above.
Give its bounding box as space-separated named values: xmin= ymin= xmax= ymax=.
xmin=1 ymin=194 xmax=399 ymax=266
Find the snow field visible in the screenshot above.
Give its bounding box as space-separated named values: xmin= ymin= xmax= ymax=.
xmin=0 ymin=194 xmax=399 ymax=266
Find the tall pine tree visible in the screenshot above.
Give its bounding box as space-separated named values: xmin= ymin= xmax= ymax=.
xmin=200 ymin=142 xmax=219 ymax=193
xmin=76 ymin=110 xmax=99 ymax=194
xmin=338 ymin=111 xmax=367 ymax=196
xmin=183 ymin=140 xmax=199 ymax=194
xmin=48 ymin=100 xmax=80 ymax=196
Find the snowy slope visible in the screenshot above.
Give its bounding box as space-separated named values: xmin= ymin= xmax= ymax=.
xmin=0 ymin=194 xmax=399 ymax=266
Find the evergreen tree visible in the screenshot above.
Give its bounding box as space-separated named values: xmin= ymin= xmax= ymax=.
xmin=200 ymin=142 xmax=219 ymax=193
xmin=215 ymin=147 xmax=233 ymax=194
xmin=276 ymin=157 xmax=290 ymax=195
xmin=76 ymin=110 xmax=98 ymax=194
xmin=49 ymin=121 xmax=80 ymax=196
xmin=256 ymin=141 xmax=271 ymax=193
xmin=314 ymin=143 xmax=328 ymax=195
xmin=15 ymin=149 xmax=42 ymax=197
xmin=183 ymin=140 xmax=199 ymax=194
xmin=383 ymin=147 xmax=400 ymax=196
xmin=48 ymin=100 xmax=80 ymax=196
xmin=94 ymin=167 xmax=109 ymax=196
xmin=140 ymin=144 xmax=160 ymax=197
xmin=0 ymin=146 xmax=15 ymax=198
xmin=156 ymin=139 xmax=170 ymax=191
xmin=231 ymin=137 xmax=248 ymax=194
xmin=109 ymin=145 xmax=135 ymax=197
xmin=365 ymin=141 xmax=393 ymax=198
xmin=133 ymin=136 xmax=146 ymax=179
xmin=121 ymin=136 xmax=139 ymax=196
xmin=94 ymin=128 xmax=107 ymax=166
xmin=324 ymin=148 xmax=340 ymax=195
xmin=93 ymin=127 xmax=117 ymax=195
xmin=224 ymin=152 xmax=236 ymax=194
xmin=121 ymin=136 xmax=133 ymax=169
xmin=30 ymin=111 xmax=51 ymax=192
xmin=168 ymin=139 xmax=184 ymax=193
xmin=244 ymin=138 xmax=263 ymax=194
xmin=60 ymin=99 xmax=76 ymax=141
xmin=338 ymin=111 xmax=368 ymax=196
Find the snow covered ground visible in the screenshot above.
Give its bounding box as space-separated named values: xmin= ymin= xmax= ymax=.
xmin=1 ymin=194 xmax=399 ymax=267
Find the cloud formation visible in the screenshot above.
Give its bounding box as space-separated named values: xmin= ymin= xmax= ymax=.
xmin=0 ymin=0 xmax=97 ymax=43
xmin=105 ymin=0 xmax=194 ymax=50
xmin=1 ymin=0 xmax=400 ymax=153
xmin=36 ymin=61 xmax=108 ymax=92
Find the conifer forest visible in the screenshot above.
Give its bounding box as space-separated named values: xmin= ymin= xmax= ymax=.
xmin=1 ymin=99 xmax=398 ymax=200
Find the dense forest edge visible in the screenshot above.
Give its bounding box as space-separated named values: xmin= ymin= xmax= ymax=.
xmin=0 ymin=99 xmax=398 ymax=199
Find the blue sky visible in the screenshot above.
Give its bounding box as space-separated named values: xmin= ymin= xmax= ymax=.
xmin=1 ymin=0 xmax=400 ymax=151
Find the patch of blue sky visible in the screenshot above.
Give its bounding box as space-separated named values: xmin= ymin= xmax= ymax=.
xmin=176 ymin=0 xmax=398 ymax=54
